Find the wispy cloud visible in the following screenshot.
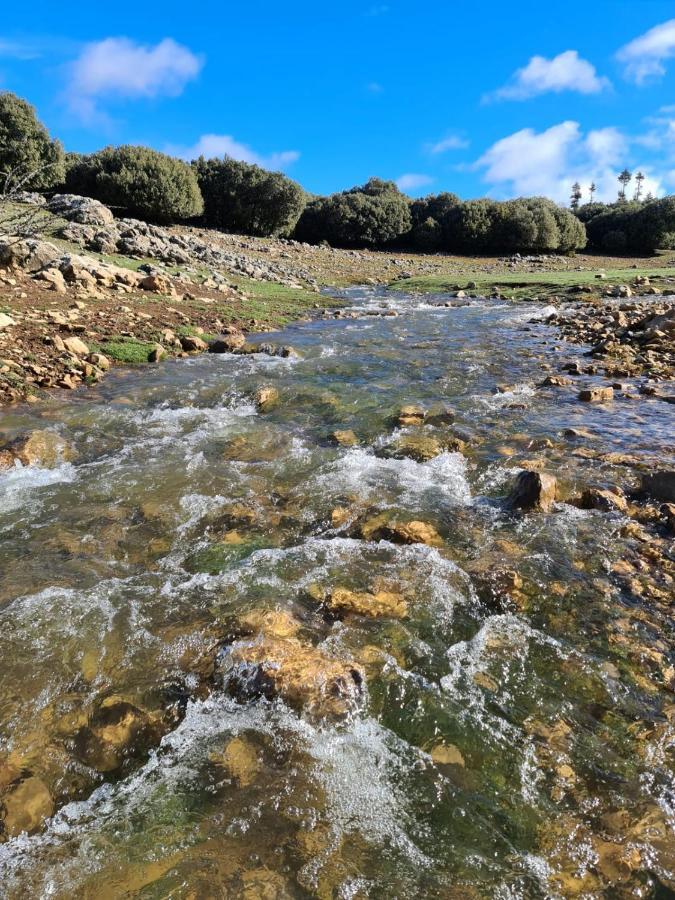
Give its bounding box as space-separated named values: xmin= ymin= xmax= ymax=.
xmin=0 ymin=38 xmax=40 ymax=60
xmin=170 ymin=133 xmax=299 ymax=170
xmin=66 ymin=37 xmax=203 ymax=122
xmin=617 ymin=18 xmax=675 ymax=84
xmin=366 ymin=81 xmax=384 ymax=94
xmin=395 ymin=173 xmax=433 ymax=192
xmin=487 ymin=50 xmax=610 ymax=101
xmin=474 ymin=120 xmax=663 ymax=202
xmin=427 ymin=134 xmax=469 ymax=154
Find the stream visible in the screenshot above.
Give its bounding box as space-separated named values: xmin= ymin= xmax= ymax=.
xmin=0 ymin=287 xmax=673 ymax=898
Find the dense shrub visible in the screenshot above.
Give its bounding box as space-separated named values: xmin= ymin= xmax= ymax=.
xmin=294 ymin=178 xmax=412 ymax=247
xmin=192 ymin=157 xmax=305 ymax=236
xmin=0 ymin=92 xmax=65 ymax=191
xmin=582 ymin=199 xmax=675 ymax=254
xmin=65 ymin=146 xmax=203 ymax=223
xmin=409 ymin=192 xmax=461 ymax=250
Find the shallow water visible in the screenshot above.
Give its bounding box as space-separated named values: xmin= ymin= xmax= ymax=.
xmin=0 ymin=287 xmax=674 ymax=898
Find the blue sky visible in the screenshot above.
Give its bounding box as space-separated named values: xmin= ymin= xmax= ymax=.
xmin=2 ymin=0 xmax=675 ymax=203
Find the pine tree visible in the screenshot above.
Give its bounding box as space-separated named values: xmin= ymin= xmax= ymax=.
xmin=618 ymin=169 xmax=632 ymax=202
xmin=589 ymin=182 xmax=597 ymax=202
xmin=570 ymin=181 xmax=582 ymax=210
xmin=634 ymin=171 xmax=645 ymax=202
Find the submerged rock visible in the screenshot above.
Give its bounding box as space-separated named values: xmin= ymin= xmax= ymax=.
xmin=396 ymin=404 xmax=426 ymax=426
xmin=329 ymin=429 xmax=359 ymax=447
xmin=0 ymin=776 xmax=54 ymax=840
xmin=359 ymin=513 xmax=443 ymax=546
xmin=508 ymin=470 xmax=557 ymax=512
xmin=254 ymin=386 xmax=279 ymax=412
xmin=72 ymin=696 xmax=165 ymax=774
xmin=222 ymin=611 xmax=364 ymax=719
xmin=325 ymin=587 xmax=408 ymax=619
xmin=578 ymin=486 xmax=628 ymax=513
xmin=0 ymin=429 xmax=72 ymax=469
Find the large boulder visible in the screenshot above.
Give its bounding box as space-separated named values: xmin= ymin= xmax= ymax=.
xmin=0 ymin=237 xmax=61 ymax=273
xmin=0 ymin=430 xmax=73 ymax=469
xmin=48 ymin=194 xmax=115 ymax=227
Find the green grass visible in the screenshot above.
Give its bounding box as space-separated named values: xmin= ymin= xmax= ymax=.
xmin=223 ymin=278 xmax=339 ymax=329
xmin=91 ymin=337 xmax=158 ymax=365
xmin=389 ymin=266 xmax=675 ymax=299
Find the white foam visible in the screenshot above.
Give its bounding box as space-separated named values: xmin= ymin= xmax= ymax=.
xmin=0 ymin=461 xmax=76 ymax=516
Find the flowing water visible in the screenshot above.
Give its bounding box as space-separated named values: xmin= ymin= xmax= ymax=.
xmin=0 ymin=287 xmax=674 ymax=898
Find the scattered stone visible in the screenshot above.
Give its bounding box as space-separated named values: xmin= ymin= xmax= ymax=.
xmin=179 ymin=335 xmax=208 ymax=352
xmin=62 ymin=336 xmax=89 ymax=357
xmin=208 ymin=333 xmax=246 ymax=353
xmin=0 ymin=314 xmax=16 ymax=330
xmin=397 ymin=404 xmax=425 ymax=426
xmin=578 ymin=486 xmax=628 ymax=513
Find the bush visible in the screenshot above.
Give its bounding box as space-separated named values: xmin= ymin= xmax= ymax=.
xmin=65 ymin=145 xmax=203 ymax=223
xmin=193 ymin=157 xmax=305 ymax=236
xmin=294 ymin=178 xmax=412 ymax=247
xmin=580 ymin=199 xmax=675 ymax=254
xmin=0 ymin=92 xmax=65 ymax=191
xmin=409 ymin=192 xmax=460 ymax=250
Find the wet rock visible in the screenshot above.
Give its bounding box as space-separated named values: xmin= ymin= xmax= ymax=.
xmin=468 ymin=562 xmax=526 ymax=611
xmin=641 ymin=469 xmax=675 ymax=503
xmin=208 ymin=333 xmax=246 ymax=353
xmin=179 ymin=334 xmax=208 ymax=352
xmin=2 ymin=429 xmax=72 ymax=468
xmin=578 ymin=386 xmax=614 ymax=402
xmin=73 ymin=696 xmax=165 ymax=774
xmin=397 ymin=404 xmax=425 ymax=426
xmin=391 ymin=433 xmax=443 ymax=462
xmin=662 ymin=503 xmax=675 ymax=534
xmin=240 ymin=868 xmax=292 ymax=900
xmin=508 ymin=470 xmax=557 ymax=512
xmin=254 ymin=386 xmax=279 ymax=412
xmin=424 ymin=405 xmax=455 ymax=426
xmin=222 ymin=614 xmax=365 ymax=719
xmin=0 ymin=776 xmax=54 ymax=839
xmin=148 ymin=345 xmax=167 ymax=363
xmin=212 ymin=735 xmax=260 ymax=786
xmin=430 ymin=743 xmax=465 ymax=767
xmin=325 ymin=587 xmax=407 ymax=619
xmin=329 ymin=429 xmax=359 ymax=447
xmin=88 ymin=352 xmax=111 ymax=371
xmin=359 ymin=513 xmax=442 ymax=546
xmin=541 ymin=375 xmax=571 ymax=387
xmin=578 ymin=486 xmax=628 ymax=513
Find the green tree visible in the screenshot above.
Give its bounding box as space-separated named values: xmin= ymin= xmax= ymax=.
xmin=617 ymin=169 xmax=632 ymax=202
xmin=294 ymin=179 xmax=411 ymax=247
xmin=66 ymin=145 xmax=203 ymax=223
xmin=193 ymin=156 xmax=306 ymax=236
xmin=570 ymin=182 xmax=582 ymax=210
xmin=633 ymin=171 xmax=645 ymax=202
xmin=0 ymin=91 xmax=65 ymax=192
xmin=589 ymin=182 xmax=597 ymax=203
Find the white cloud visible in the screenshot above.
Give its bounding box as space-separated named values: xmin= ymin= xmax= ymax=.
xmin=171 ymin=133 xmax=299 ymax=170
xmin=475 ymin=120 xmax=664 ymax=202
xmin=67 ymin=37 xmax=203 ymax=120
xmin=489 ymin=50 xmax=610 ymax=101
xmin=427 ymin=135 xmax=469 ymax=154
xmin=395 ymin=173 xmax=434 ymax=192
xmin=617 ymin=19 xmax=675 ymax=84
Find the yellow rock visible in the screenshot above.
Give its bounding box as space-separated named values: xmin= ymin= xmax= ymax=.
xmin=326 ymin=587 xmax=408 ymax=619
xmin=430 ymin=743 xmax=465 ymax=767
xmin=0 ymin=776 xmax=54 ymax=838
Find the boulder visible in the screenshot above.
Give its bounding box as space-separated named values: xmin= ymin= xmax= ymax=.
xmin=208 ymin=333 xmax=246 ymax=353
xmin=0 ymin=237 xmax=61 ymax=273
xmin=48 ymin=194 xmax=115 ymax=227
xmin=391 ymin=433 xmax=443 ymax=462
xmin=641 ymin=470 xmax=675 ymax=503
xmin=62 ymin=336 xmax=89 ymax=357
xmin=34 ymin=268 xmax=67 ymax=293
xmin=508 ymin=470 xmax=557 ymax=512
xmin=179 ymin=335 xmax=208 ymax=352
xmin=139 ymin=274 xmax=176 ymax=296
xmin=579 ymin=387 xmax=614 ymax=403
xmin=87 ymin=352 xmax=110 ymax=371
xmin=0 ymin=313 xmax=15 ymax=330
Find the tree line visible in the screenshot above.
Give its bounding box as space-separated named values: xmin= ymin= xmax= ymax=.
xmin=2 ymin=90 xmax=675 ymax=256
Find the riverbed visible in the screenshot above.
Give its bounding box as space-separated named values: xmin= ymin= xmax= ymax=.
xmin=0 ymin=287 xmax=673 ymax=898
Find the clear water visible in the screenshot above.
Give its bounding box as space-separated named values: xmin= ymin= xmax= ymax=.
xmin=0 ymin=288 xmax=673 ymax=898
